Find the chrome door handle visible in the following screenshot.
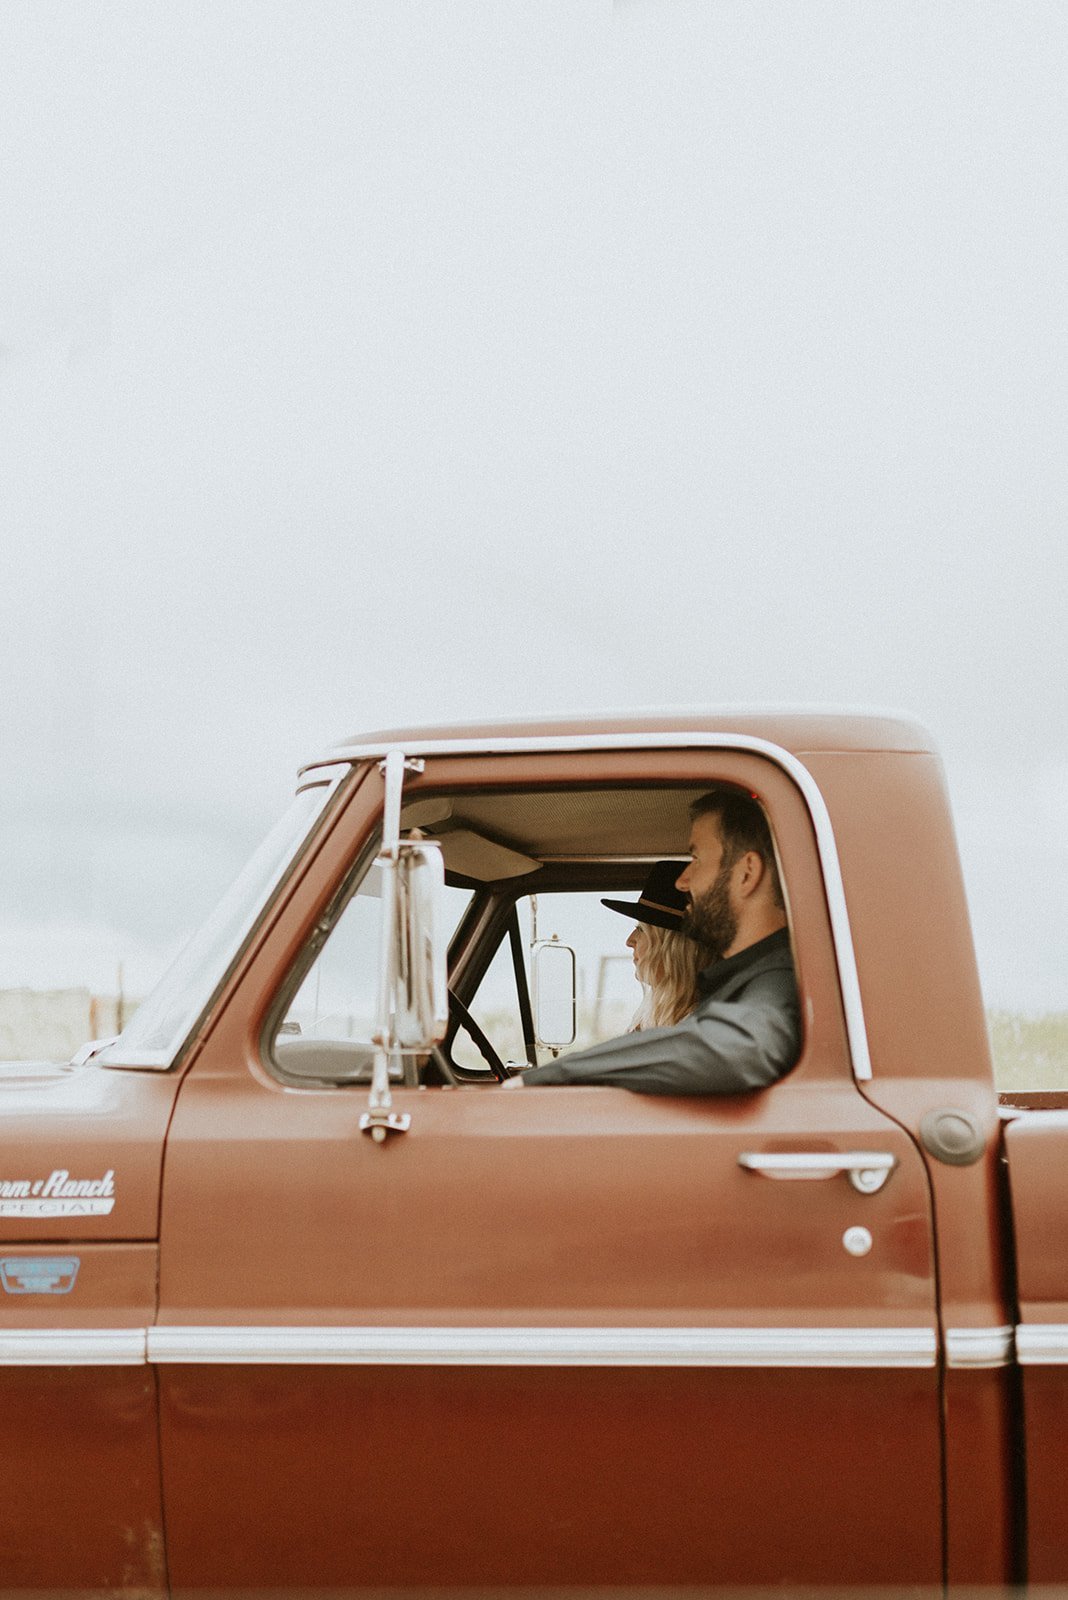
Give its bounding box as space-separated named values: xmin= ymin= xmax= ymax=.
xmin=738 ymin=1151 xmax=897 ymax=1195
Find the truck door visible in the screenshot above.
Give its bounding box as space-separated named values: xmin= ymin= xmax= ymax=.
xmin=153 ymin=748 xmax=945 ymax=1592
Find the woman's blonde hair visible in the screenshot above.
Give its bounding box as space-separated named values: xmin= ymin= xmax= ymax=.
xmin=630 ymin=922 xmax=713 ymax=1030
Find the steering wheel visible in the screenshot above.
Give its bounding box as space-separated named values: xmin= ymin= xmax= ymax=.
xmin=447 ymin=988 xmax=509 ymax=1082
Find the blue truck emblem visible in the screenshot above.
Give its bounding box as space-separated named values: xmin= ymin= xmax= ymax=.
xmin=0 ymin=1257 xmax=80 ymax=1294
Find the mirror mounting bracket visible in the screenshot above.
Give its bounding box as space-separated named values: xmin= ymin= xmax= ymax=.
xmin=378 ymin=753 xmax=425 ymax=858
xmin=360 ymin=1041 xmax=413 ymax=1142
xmin=359 ymin=1107 xmax=412 ymax=1144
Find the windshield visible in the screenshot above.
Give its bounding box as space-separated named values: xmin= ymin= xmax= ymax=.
xmin=96 ymin=768 xmax=349 ymax=1070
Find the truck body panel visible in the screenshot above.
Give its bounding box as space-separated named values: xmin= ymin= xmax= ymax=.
xmin=0 ymin=713 xmax=1055 ymax=1591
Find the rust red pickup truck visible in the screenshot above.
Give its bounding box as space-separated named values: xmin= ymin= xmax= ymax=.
xmin=2 ymin=712 xmax=1063 ymax=1594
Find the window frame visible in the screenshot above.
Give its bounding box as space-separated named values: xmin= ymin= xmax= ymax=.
xmin=251 ymin=746 xmax=860 ymax=1096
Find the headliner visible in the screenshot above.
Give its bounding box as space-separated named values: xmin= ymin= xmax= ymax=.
xmin=400 ymin=785 xmax=707 ymax=879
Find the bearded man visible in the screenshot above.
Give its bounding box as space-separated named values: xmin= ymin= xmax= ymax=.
xmin=511 ymin=786 xmax=800 ymax=1095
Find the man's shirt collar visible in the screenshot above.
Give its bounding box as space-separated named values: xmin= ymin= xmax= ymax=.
xmin=697 ymin=926 xmax=792 ymax=997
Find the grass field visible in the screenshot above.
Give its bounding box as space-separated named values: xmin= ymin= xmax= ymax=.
xmin=987 ymin=1011 xmax=1068 ymax=1092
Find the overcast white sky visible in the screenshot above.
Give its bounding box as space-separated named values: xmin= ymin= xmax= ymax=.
xmin=1 ymin=1 xmax=1066 ymax=1011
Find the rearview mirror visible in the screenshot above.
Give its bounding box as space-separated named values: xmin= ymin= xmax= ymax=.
xmin=531 ymin=936 xmax=576 ymax=1050
xmin=391 ymin=839 xmax=448 ymax=1050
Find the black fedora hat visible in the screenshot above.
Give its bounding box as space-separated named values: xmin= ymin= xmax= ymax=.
xmin=601 ymin=860 xmax=689 ymax=933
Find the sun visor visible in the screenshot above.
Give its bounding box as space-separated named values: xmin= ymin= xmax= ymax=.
xmin=401 ymin=798 xmax=454 ymax=828
xmin=440 ymin=829 xmax=539 ymax=881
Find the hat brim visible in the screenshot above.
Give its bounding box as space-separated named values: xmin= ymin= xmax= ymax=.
xmin=600 ymin=897 xmax=686 ymax=933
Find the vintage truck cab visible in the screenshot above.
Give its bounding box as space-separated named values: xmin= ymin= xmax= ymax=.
xmin=1 ymin=711 xmax=1063 ymax=1594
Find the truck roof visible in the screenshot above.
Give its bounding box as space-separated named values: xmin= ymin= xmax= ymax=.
xmin=320 ymin=708 xmax=936 ymax=763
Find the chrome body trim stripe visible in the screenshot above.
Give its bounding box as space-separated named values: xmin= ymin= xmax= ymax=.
xmin=312 ymin=731 xmax=873 ymax=1082
xmin=945 ymin=1325 xmax=1015 ymax=1369
xmin=1 ymin=1323 xmax=1027 ymax=1369
xmin=1016 ymin=1324 xmax=1068 ymax=1365
xmin=147 ymin=1324 xmax=937 ymax=1368
xmin=0 ymin=1328 xmax=146 ymax=1365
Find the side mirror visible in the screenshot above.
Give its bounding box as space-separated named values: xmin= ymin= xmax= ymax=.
xmin=391 ymin=839 xmax=448 ymax=1049
xmin=531 ymin=936 xmax=576 ymax=1051
xmin=362 ymin=749 xmax=448 ymax=1142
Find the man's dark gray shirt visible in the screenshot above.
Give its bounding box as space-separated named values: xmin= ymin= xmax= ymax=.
xmin=520 ymin=928 xmax=800 ymax=1095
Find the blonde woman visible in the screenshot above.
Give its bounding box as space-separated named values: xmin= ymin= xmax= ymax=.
xmin=601 ymin=860 xmax=715 ymax=1030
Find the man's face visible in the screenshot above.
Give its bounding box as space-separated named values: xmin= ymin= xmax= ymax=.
xmin=676 ymin=811 xmax=738 ymax=958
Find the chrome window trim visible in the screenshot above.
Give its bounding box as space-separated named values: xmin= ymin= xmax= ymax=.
xmin=317 ymin=732 xmax=873 ymax=1081
xmin=1016 ymin=1324 xmax=1068 ymax=1365
xmin=945 ymin=1325 xmax=1015 ymax=1368
xmin=0 ymin=1328 xmax=146 ymax=1365
xmin=147 ymin=1324 xmax=935 ymax=1368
